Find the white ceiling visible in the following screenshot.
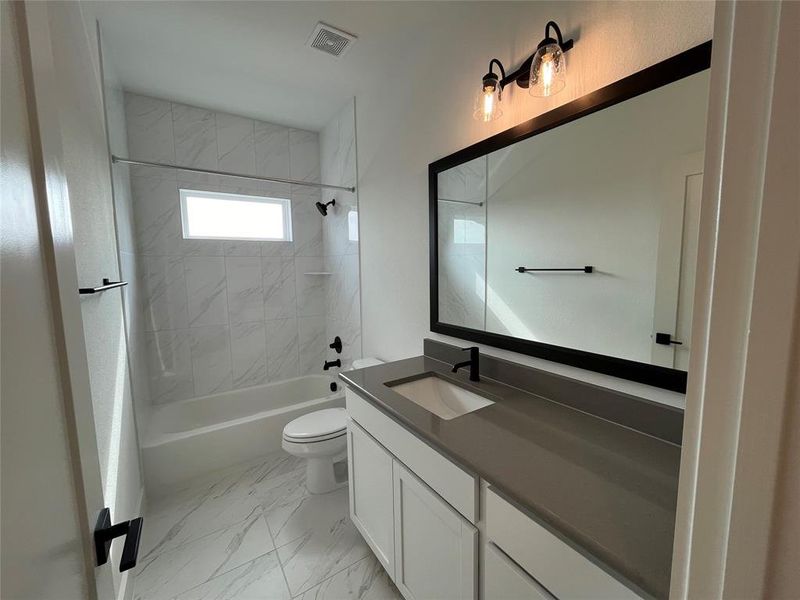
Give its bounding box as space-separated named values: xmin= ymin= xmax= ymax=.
xmin=93 ymin=1 xmax=487 ymax=130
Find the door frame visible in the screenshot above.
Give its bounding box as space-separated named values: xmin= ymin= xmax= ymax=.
xmin=15 ymin=2 xmax=116 ymax=598
xmin=651 ymin=151 xmax=704 ymax=368
xmin=670 ymin=1 xmax=800 ymax=597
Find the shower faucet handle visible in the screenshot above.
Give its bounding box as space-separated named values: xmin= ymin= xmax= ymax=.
xmin=329 ymin=336 xmax=342 ymax=354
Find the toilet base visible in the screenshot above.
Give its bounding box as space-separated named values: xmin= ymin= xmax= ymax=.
xmin=282 ymin=435 xmax=348 ymax=495
xmin=306 ymin=454 xmax=348 ymax=494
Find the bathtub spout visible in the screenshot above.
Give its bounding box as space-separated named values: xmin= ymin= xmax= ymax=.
xmin=323 ymin=359 xmax=341 ymax=371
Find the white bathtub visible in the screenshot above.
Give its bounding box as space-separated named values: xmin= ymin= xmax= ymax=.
xmin=142 ymin=375 xmax=345 ymax=495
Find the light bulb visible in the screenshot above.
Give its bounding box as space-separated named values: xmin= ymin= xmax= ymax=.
xmin=483 ymin=88 xmax=495 ymax=116
xmin=540 ymin=55 xmax=555 ymax=96
xmin=529 ymin=42 xmax=566 ymax=97
xmin=474 ymin=78 xmax=502 ymax=122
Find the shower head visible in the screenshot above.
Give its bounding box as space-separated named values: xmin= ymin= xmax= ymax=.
xmin=315 ymin=199 xmax=336 ymax=216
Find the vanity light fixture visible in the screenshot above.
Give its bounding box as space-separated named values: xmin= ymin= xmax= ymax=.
xmin=474 ymin=59 xmax=505 ymax=122
xmin=529 ymin=21 xmax=573 ymax=97
xmin=473 ymin=20 xmax=574 ymax=121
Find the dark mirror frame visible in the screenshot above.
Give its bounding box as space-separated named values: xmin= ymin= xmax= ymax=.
xmin=429 ymin=41 xmax=712 ymax=393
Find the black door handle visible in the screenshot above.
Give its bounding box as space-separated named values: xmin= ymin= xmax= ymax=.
xmin=94 ymin=508 xmax=143 ymax=572
xmin=655 ymin=332 xmax=683 ymax=346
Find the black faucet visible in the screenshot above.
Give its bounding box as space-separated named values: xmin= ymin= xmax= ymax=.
xmin=323 ymin=359 xmax=341 ymax=371
xmin=451 ymin=346 xmax=480 ymax=382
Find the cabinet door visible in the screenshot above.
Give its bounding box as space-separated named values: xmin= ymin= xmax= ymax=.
xmin=485 ymin=542 xmax=555 ymax=600
xmin=347 ymin=419 xmax=395 ymax=577
xmin=393 ymin=460 xmax=477 ymax=600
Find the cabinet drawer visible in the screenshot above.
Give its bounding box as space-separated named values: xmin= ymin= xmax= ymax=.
xmin=485 ymin=542 xmax=555 ymax=600
xmin=485 ymin=489 xmax=640 ymax=600
xmin=346 ymin=387 xmax=478 ymax=522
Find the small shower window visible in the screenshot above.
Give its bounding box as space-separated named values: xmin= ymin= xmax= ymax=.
xmin=179 ymin=189 xmax=292 ymax=241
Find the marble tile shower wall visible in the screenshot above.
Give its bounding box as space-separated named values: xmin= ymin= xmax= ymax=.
xmin=123 ymin=92 xmax=350 ymax=404
xmin=437 ymin=156 xmax=487 ymax=330
xmin=320 ymin=100 xmax=361 ymax=371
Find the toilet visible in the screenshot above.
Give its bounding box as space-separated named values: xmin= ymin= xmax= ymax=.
xmin=282 ymin=357 xmax=383 ymax=494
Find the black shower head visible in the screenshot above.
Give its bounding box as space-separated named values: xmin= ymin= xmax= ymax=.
xmin=315 ymin=199 xmax=336 ymax=216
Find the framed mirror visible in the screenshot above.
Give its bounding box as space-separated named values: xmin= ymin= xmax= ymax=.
xmin=429 ymin=42 xmax=712 ymax=392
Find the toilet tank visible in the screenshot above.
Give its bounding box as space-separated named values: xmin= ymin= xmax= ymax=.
xmin=352 ymin=357 xmax=383 ymax=369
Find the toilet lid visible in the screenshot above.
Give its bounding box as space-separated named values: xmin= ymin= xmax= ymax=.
xmin=283 ymin=408 xmax=347 ymax=441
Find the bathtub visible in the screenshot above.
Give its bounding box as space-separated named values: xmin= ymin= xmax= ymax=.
xmin=142 ymin=375 xmax=344 ymax=495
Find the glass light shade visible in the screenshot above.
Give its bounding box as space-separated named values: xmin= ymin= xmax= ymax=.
xmin=529 ymin=43 xmax=567 ymax=97
xmin=473 ymin=81 xmax=502 ymax=122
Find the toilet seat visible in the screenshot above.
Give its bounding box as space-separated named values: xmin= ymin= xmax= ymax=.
xmin=283 ymin=407 xmax=347 ymax=443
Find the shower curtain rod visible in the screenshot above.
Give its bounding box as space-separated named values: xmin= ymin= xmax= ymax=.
xmin=111 ymin=156 xmax=356 ymax=193
xmin=438 ymin=197 xmax=484 ymax=206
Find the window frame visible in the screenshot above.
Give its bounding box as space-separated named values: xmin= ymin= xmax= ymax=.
xmin=179 ymin=188 xmax=293 ymax=242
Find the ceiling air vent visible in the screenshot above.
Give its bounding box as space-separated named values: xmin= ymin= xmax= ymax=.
xmin=307 ymin=22 xmax=357 ymax=58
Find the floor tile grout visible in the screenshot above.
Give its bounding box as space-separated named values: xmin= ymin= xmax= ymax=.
xmin=288 ymin=554 xmax=372 ymax=599
xmin=140 ymin=499 xmax=265 ymax=563
xmin=132 ymin=451 xmax=396 ymax=600
xmin=265 ymin=514 xmax=295 ymax=598
xmin=164 ymin=546 xmax=282 ymax=600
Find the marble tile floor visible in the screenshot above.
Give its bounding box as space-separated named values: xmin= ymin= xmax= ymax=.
xmin=132 ymin=451 xmax=401 ymax=600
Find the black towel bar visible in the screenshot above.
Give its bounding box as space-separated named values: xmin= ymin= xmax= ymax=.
xmin=79 ymin=278 xmax=128 ymax=294
xmin=516 ymin=266 xmax=594 ymax=273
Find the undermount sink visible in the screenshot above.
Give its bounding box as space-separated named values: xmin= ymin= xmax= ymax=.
xmin=388 ymin=374 xmax=494 ymax=420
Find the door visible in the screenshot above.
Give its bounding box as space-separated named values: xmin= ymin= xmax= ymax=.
xmin=347 ymin=419 xmax=396 ymax=577
xmin=9 ymin=2 xmax=138 ymax=598
xmin=652 ymin=153 xmax=704 ymax=368
xmin=671 ymin=172 xmax=702 ymax=371
xmin=393 ymin=460 xmax=477 ymax=600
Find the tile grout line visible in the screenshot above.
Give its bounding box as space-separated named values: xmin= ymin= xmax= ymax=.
xmin=136 ymin=460 xmax=304 ymax=598
xmin=139 ymin=500 xmax=263 ymax=564
xmin=287 ymin=553 xmax=374 ymax=599
xmin=136 ymin=453 xmax=379 ymax=600
xmin=141 ymin=456 xmax=300 ymax=560
xmin=289 ymin=555 xmax=357 ymax=599
xmin=263 ymin=507 xmax=295 ymax=599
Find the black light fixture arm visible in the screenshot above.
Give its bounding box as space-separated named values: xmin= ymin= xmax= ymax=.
xmin=493 ymin=20 xmax=574 ymax=90
xmin=541 ymin=21 xmax=574 ymax=52
xmin=485 ymin=58 xmax=506 ymax=83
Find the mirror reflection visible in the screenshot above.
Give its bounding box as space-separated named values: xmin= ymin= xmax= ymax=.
xmin=437 ymin=70 xmax=710 ymax=369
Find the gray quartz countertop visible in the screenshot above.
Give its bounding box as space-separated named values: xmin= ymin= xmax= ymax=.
xmin=340 ymin=355 xmax=681 ymax=600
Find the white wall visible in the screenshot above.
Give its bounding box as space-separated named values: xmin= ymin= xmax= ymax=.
xmin=356 ymin=1 xmax=713 ymax=402
xmin=437 ymin=156 xmax=487 ymax=330
xmin=0 ymin=1 xmax=89 ymax=597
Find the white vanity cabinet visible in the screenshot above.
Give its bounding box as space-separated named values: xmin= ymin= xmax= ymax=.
xmin=347 ymin=419 xmax=396 ymax=577
xmin=393 ymin=461 xmax=477 ymax=600
xmin=484 ymin=542 xmax=555 ymax=600
xmin=485 ymin=489 xmax=641 ymax=600
xmin=346 ymin=389 xmax=478 ymax=600
xmin=346 ymin=387 xmax=642 ymax=600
